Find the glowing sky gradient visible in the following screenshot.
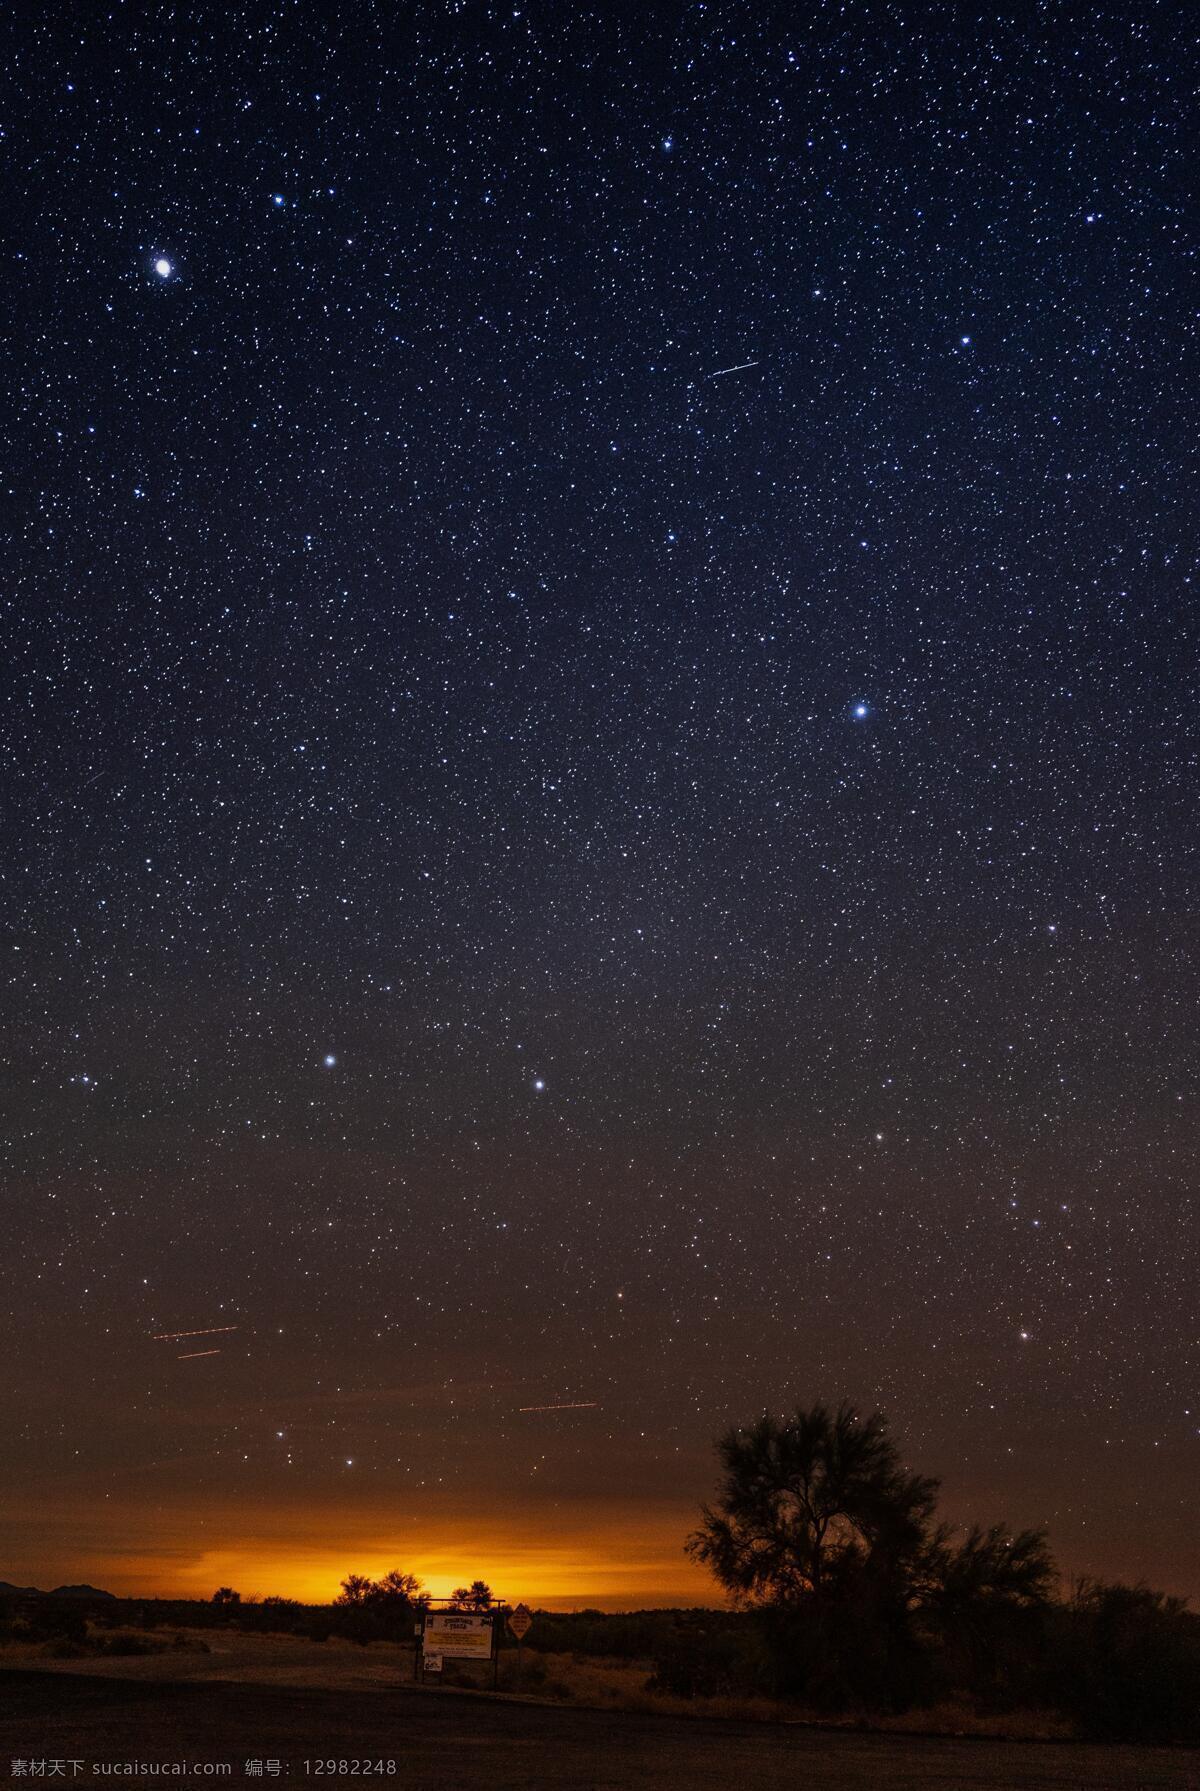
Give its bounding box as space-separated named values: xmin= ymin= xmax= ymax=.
xmin=3 ymin=4 xmax=1198 ymax=1607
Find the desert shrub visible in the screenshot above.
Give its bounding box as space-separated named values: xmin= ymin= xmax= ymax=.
xmin=740 ymin=1597 xmax=936 ymax=1713
xmin=498 ymin=1651 xmax=547 ymax=1690
xmin=330 ymin=1572 xmax=424 ymax=1645
xmin=1047 ymin=1581 xmax=1200 ymax=1744
xmin=94 ymin=1630 xmax=168 ymax=1656
xmin=647 ymin=1626 xmax=769 ymax=1699
xmin=437 ymin=1659 xmax=493 ymax=1686
xmin=16 ymin=1604 xmax=88 ymax=1647
xmin=925 ymin=1598 xmax=1053 ymax=1713
xmin=237 ymin=1597 xmax=310 ymax=1636
xmin=526 ymin=1607 xmax=754 ymax=1664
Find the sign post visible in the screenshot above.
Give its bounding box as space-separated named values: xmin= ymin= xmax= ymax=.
xmin=507 ymin=1602 xmax=533 ymax=1685
xmin=418 ymin=1605 xmax=500 ymax=1686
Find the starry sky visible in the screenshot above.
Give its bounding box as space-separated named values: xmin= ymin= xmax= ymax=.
xmin=3 ymin=2 xmax=1197 ymax=1606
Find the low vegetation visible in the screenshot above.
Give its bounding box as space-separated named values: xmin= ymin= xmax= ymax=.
xmin=3 ymin=1401 xmax=1195 ymax=1746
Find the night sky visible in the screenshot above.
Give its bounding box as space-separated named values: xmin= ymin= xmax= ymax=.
xmin=3 ymin=3 xmax=1197 ymax=1606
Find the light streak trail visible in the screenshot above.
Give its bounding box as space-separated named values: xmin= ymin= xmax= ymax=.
xmin=518 ymin=1402 xmax=600 ymax=1412
xmin=151 ymin=1325 xmax=239 ymax=1341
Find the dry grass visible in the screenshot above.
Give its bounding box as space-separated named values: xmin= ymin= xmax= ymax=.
xmin=502 ymin=1650 xmax=1073 ymax=1738
xmin=0 ymin=1626 xmax=416 ymax=1689
xmin=879 ymin=1697 xmax=1073 ymax=1741
xmin=1 ymin=1627 xmax=1073 ymax=1739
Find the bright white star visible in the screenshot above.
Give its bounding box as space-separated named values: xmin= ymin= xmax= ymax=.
xmin=323 ymin=1054 xmax=336 ymax=1068
xmin=154 ymin=258 xmax=172 ymax=278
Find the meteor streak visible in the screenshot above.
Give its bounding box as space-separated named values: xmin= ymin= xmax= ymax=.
xmin=518 ymin=1401 xmax=600 ymax=1412
xmin=177 ymin=1349 xmax=221 ymax=1360
xmin=151 ymin=1326 xmax=239 ymax=1341
xmin=707 ymin=360 xmax=759 ymax=378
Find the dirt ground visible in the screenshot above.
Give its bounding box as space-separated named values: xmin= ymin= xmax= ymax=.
xmin=3 ymin=1662 xmax=1199 ymax=1791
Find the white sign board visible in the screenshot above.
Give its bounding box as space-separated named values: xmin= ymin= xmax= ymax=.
xmin=423 ymin=1611 xmax=493 ymax=1658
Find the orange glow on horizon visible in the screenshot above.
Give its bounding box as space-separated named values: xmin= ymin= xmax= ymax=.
xmin=145 ymin=1544 xmax=711 ymax=1609
xmin=5 ymin=1494 xmax=717 ymax=1611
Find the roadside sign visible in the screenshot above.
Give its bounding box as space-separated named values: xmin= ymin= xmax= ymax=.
xmin=422 ymin=1610 xmax=494 ymax=1659
xmin=507 ymin=1603 xmax=533 ymax=1639
xmin=423 ymin=1652 xmax=443 ymax=1673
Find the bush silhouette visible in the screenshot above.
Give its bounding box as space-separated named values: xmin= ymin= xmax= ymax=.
xmin=688 ymin=1401 xmax=1051 ymax=1712
xmin=1049 ymin=1580 xmax=1200 ymax=1743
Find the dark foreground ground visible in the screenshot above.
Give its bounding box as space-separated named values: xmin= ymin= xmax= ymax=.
xmin=2 ymin=1669 xmax=1197 ymax=1791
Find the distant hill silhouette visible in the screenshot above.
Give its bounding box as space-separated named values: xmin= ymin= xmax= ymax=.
xmin=0 ymin=1580 xmax=116 ymax=1600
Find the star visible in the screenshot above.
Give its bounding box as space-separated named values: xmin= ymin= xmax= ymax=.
xmin=7 ymin=0 xmax=1194 ymax=1623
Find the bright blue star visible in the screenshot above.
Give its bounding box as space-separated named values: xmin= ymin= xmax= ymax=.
xmin=323 ymin=1053 xmax=337 ymax=1068
xmin=853 ymin=703 xmax=869 ymax=719
xmin=153 ymin=258 xmax=172 ymax=278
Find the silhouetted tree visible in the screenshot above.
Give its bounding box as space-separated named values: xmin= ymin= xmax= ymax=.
xmin=687 ymin=1402 xmax=939 ymax=1608
xmin=376 ymin=1568 xmax=426 ymax=1607
xmin=687 ymin=1402 xmax=1053 ymax=1711
xmin=449 ymin=1580 xmax=494 ymax=1610
xmin=923 ymin=1522 xmax=1054 ymax=1611
xmin=919 ymin=1522 xmax=1055 ymax=1703
xmin=334 ymin=1574 xmax=374 ymax=1606
xmin=211 ymin=1587 xmax=241 ymax=1609
xmin=333 ymin=1569 xmax=426 ymax=1643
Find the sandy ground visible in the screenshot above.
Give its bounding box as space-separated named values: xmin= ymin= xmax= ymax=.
xmin=1 ymin=1632 xmax=422 ymax=1695
xmin=2 ymin=1646 xmax=1199 ymax=1790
